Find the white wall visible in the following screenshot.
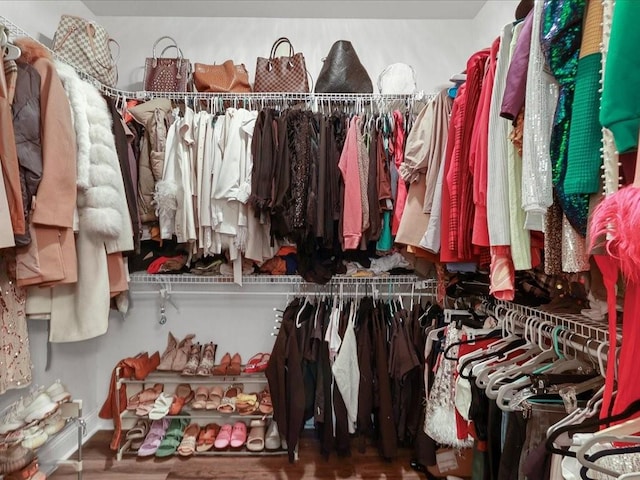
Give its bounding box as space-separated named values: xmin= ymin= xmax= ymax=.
xmin=0 ymin=1 xmax=95 ymax=45
xmin=472 ymin=0 xmax=520 ymax=48
xmin=97 ymin=16 xmax=477 ymax=94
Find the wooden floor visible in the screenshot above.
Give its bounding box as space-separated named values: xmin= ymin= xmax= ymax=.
xmin=48 ymin=430 xmax=424 ymax=480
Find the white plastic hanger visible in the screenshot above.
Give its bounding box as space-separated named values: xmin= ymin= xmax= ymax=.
xmin=0 ymin=30 xmax=20 ymax=61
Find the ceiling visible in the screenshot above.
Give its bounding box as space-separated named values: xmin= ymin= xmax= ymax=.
xmin=82 ymin=0 xmax=487 ymax=19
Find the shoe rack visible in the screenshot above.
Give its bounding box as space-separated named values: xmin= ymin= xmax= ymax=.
xmin=114 ymin=369 xmax=286 ymax=460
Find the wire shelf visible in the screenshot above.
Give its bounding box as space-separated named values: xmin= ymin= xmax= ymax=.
xmin=493 ymin=299 xmax=618 ymax=344
xmin=129 ymin=272 xmax=429 ymax=286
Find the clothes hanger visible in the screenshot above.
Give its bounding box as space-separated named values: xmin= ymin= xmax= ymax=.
xmin=0 ymin=30 xmax=20 ymax=61
xmin=576 ymin=435 xmax=640 ymax=479
xmin=545 ymin=399 xmax=640 ymax=457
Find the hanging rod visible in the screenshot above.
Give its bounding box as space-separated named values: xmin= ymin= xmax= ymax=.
xmin=0 ymin=15 xmax=434 ymax=104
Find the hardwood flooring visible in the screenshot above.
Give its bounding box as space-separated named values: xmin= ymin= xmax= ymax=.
xmin=48 ymin=430 xmax=424 ymax=480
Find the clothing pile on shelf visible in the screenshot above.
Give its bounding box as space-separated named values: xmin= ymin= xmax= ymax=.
xmin=266 ymin=295 xmax=441 ymax=463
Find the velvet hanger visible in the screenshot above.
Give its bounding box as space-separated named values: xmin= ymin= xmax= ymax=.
xmin=577 ymin=438 xmax=640 ymax=479
xmin=442 ymin=329 xmax=503 ymax=360
xmin=545 ymin=399 xmax=640 ymax=457
xmin=458 ymin=337 xmax=528 ymax=380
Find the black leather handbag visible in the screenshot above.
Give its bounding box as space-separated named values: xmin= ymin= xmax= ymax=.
xmin=315 ymin=40 xmax=373 ymax=93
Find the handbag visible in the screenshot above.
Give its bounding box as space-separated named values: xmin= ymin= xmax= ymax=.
xmin=315 ymin=40 xmax=372 ymax=94
xmin=193 ymin=60 xmax=251 ymax=93
xmin=378 ymin=63 xmax=417 ymax=94
xmin=254 ymin=37 xmax=309 ymax=93
xmin=143 ymin=36 xmax=191 ymax=92
xmin=52 ymin=14 xmax=118 ymax=86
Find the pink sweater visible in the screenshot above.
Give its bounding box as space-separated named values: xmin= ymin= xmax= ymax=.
xmin=338 ymin=116 xmax=363 ymax=250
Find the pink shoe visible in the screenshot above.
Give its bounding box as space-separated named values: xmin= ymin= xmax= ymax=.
xmin=230 ymin=421 xmax=247 ymax=448
xmin=213 ymin=424 xmax=233 ymax=449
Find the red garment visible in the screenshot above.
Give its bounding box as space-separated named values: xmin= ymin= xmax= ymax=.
xmin=441 ymin=86 xmax=465 ymax=263
xmin=457 ymin=49 xmax=491 ymax=260
xmin=471 ymin=38 xmax=500 ymax=248
xmin=391 ymin=110 xmax=407 ymax=235
xmin=338 ymin=117 xmax=363 ymax=249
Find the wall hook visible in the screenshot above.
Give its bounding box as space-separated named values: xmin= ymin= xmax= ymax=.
xmin=159 ymin=284 xmax=179 ymax=325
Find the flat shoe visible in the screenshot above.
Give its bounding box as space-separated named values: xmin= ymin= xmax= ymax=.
xmin=191 ymin=386 xmax=209 ymax=410
xmin=243 ymin=353 xmax=263 ymax=373
xmin=264 ymin=421 xmax=281 ymax=450
xmin=196 ymin=423 xmax=220 ymax=452
xmin=213 ymin=424 xmax=233 ymax=449
xmin=227 ymin=353 xmax=242 ymax=376
xmin=177 ymin=423 xmax=200 ymax=456
xmin=206 ymin=385 xmax=224 ymax=410
xmin=246 ymin=424 xmax=265 ymax=452
xmin=137 ymin=418 xmax=170 ymax=457
xmin=155 ymin=417 xmax=189 ymax=458
xmin=148 ymin=392 xmax=173 ymax=420
xmin=217 ymin=385 xmax=242 ymax=414
xmin=230 ymin=421 xmax=247 ymax=448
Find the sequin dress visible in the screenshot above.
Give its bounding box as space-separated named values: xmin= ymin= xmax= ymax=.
xmin=0 ymin=251 xmax=32 ymax=395
xmin=541 ymin=0 xmax=590 ymax=236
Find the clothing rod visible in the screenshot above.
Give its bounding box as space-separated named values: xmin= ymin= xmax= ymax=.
xmin=131 ymin=290 xmax=436 ymax=298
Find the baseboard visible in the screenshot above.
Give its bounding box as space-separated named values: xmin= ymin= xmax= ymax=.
xmin=37 ymin=408 xmax=101 ymax=477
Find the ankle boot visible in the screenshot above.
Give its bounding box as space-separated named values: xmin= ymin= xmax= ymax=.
xmin=157 ymin=332 xmax=178 ymax=371
xmin=171 ymin=334 xmax=195 ymax=371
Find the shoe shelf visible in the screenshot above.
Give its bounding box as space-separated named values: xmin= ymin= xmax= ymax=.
xmin=119 ymin=446 xmax=288 ymax=457
xmin=120 ymin=409 xmax=272 ymax=422
xmin=119 ymin=371 xmax=270 ymax=386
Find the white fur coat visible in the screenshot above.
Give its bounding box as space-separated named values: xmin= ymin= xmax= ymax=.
xmin=55 ymin=61 xmax=133 ymax=253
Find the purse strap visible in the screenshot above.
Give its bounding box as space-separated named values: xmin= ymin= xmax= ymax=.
xmin=269 ymin=37 xmax=295 ymax=59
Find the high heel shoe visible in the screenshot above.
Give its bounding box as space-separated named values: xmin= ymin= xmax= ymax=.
xmin=212 ymin=352 xmax=231 ymax=376
xmin=227 ymin=353 xmax=242 ymax=376
xmin=157 ymin=332 xmax=178 ymax=371
xmin=171 ymin=334 xmax=195 ymax=372
xmin=181 ymin=343 xmax=202 ymax=376
xmin=196 ymin=342 xmax=216 ymax=376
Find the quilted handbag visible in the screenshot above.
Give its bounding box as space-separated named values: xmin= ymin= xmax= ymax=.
xmin=378 ymin=63 xmax=417 ymax=94
xmin=193 ymin=60 xmax=251 ymax=93
xmin=52 ymin=14 xmax=118 ymax=86
xmin=143 ymin=36 xmax=191 ymax=92
xmin=254 ymin=37 xmax=309 ymax=93
xmin=315 ymin=40 xmax=373 ymax=94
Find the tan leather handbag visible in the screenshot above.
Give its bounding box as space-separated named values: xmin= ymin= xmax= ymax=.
xmin=193 ymin=60 xmax=251 ymax=93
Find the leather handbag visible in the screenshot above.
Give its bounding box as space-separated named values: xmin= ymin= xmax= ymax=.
xmin=193 ymin=60 xmax=251 ymax=93
xmin=315 ymin=40 xmax=373 ymax=94
xmin=254 ymin=37 xmax=309 ymax=93
xmin=378 ymin=63 xmax=417 ymax=94
xmin=143 ymin=36 xmax=191 ymax=92
xmin=52 ymin=15 xmax=119 ymax=86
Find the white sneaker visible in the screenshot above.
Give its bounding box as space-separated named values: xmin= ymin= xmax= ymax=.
xmin=45 ymin=380 xmax=71 ymax=404
xmin=43 ymin=409 xmax=66 ymax=436
xmin=0 ymin=404 xmax=25 ymax=435
xmin=22 ymin=393 xmax=58 ymax=424
xmin=21 ymin=425 xmax=48 ymax=450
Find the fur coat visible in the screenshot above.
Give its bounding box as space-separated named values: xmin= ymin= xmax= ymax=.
xmin=55 ymin=60 xmax=133 ymax=253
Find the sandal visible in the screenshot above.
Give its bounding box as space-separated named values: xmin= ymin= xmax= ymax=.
xmin=127 ymin=383 xmax=163 ymax=411
xmin=236 ymin=393 xmax=258 ymax=416
xmin=168 ymin=384 xmax=193 ymax=416
xmin=196 ymin=423 xmax=220 ymax=452
xmin=212 ymin=352 xmax=231 ymax=376
xmin=214 ymin=424 xmax=233 ymax=449
xmin=196 ymin=342 xmax=216 ymax=376
xmin=148 ymin=392 xmax=174 ymax=420
xmin=191 ymin=386 xmax=209 ymax=410
xmin=243 ymin=353 xmax=263 ymax=373
xmin=125 ymin=419 xmax=150 ymax=451
xmin=181 ymin=343 xmax=202 ymax=376
xmin=206 ymin=385 xmax=224 ymax=410
xmin=230 ymin=421 xmax=247 ymax=448
xmin=245 ymin=353 xmax=270 ymax=374
xmin=137 ymin=418 xmax=170 ymax=457
xmin=217 ymin=385 xmax=242 ymax=413
xmin=258 ymin=390 xmax=273 ymax=415
xmin=246 ymin=422 xmax=265 ymax=452
xmin=227 ymin=353 xmax=242 ymax=376
xmin=155 ymin=417 xmax=189 ymax=458
xmin=177 ymin=423 xmax=200 ymax=456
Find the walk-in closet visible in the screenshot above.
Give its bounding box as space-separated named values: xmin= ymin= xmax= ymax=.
xmin=0 ymin=1 xmax=636 ymax=479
